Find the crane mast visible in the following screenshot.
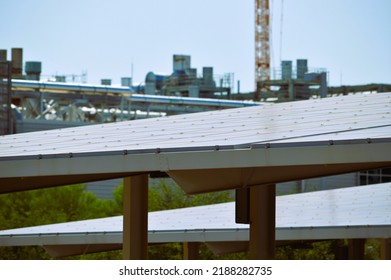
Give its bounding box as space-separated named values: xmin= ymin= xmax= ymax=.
xmin=255 ymin=0 xmax=270 ymax=90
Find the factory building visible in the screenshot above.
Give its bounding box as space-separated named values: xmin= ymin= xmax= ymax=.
xmin=144 ymin=54 xmax=232 ymax=98
xmin=0 ymin=49 xmax=242 ymax=136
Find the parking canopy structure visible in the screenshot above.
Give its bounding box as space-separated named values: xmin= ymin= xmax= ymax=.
xmin=0 ymin=92 xmax=391 ymax=259
xmin=0 ymin=183 xmax=390 ymax=259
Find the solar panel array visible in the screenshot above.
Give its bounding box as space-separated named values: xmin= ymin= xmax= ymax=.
xmin=1 ymin=92 xmax=390 ymax=158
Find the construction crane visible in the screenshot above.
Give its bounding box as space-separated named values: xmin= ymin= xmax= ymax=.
xmin=254 ymin=0 xmax=270 ymax=90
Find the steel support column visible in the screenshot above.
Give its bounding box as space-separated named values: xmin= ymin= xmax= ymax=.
xmin=123 ymin=174 xmax=148 ymax=260
xmin=348 ymin=239 xmax=365 ymax=260
xmin=288 ymin=79 xmax=294 ymax=100
xmin=381 ymin=239 xmax=391 ymax=260
xmin=183 ymin=242 xmax=200 ymax=260
xmin=249 ymin=184 xmax=275 ymax=259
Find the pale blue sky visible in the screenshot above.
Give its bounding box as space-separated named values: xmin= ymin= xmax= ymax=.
xmin=1 ymin=0 xmax=390 ymax=92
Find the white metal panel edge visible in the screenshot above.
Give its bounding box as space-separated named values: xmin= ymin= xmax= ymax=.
xmin=2 ymin=226 xmax=390 ymax=246
xmin=1 ymin=141 xmax=390 ymax=178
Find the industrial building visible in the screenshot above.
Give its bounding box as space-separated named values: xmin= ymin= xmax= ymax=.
xmin=2 ymin=47 xmax=389 ymax=135
xmin=0 ymin=49 xmax=248 ymax=135
xmin=145 ymin=54 xmax=233 ymax=98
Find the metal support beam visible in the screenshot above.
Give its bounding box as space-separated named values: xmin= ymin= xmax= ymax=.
xmin=348 ymin=239 xmax=365 ymax=260
xmin=0 ymin=61 xmax=13 ymax=135
xmin=235 ymin=188 xmax=250 ymax=224
xmin=381 ymin=239 xmax=391 ymax=260
xmin=183 ymin=242 xmax=200 ymax=260
xmin=288 ymin=79 xmax=294 ymax=100
xmin=123 ymin=174 xmax=148 ymax=260
xmin=249 ymin=184 xmax=275 ymax=259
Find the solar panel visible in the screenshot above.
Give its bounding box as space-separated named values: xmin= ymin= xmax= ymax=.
xmin=0 ymin=92 xmax=390 ymax=193
xmin=1 ymin=92 xmax=389 ymax=157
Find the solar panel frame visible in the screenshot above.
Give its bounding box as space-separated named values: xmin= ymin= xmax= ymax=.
xmin=0 ymin=92 xmax=390 ymax=194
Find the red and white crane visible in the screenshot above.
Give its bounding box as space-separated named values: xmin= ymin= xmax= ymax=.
xmin=254 ymin=0 xmax=271 ymax=89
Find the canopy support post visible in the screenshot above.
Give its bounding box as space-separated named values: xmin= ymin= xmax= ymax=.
xmin=249 ymin=184 xmax=275 ymax=259
xmin=183 ymin=242 xmax=200 ymax=260
xmin=123 ymin=174 xmax=148 ymax=260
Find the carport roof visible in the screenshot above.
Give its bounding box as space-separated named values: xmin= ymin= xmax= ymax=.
xmin=0 ymin=92 xmax=390 ymax=194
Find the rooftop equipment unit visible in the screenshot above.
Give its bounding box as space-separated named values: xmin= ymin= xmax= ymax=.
xmin=121 ymin=77 xmax=132 ymax=87
xmin=0 ymin=50 xmax=7 ymax=62
xmin=173 ymin=55 xmax=191 ymax=71
xmin=11 ymin=48 xmax=23 ymax=76
xmin=55 ymin=76 xmax=66 ymax=82
xmin=101 ymin=79 xmax=112 ymax=86
xmin=25 ymin=61 xmax=42 ymax=81
xmin=296 ymin=59 xmax=308 ymax=80
xmin=281 ymin=60 xmax=292 ymax=80
xmin=202 ymin=67 xmax=214 ymax=86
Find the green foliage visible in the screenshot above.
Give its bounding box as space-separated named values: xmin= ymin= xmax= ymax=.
xmin=147 ymin=243 xmax=248 ymax=260
xmin=198 ymin=243 xmax=248 ymax=260
xmin=148 ymin=243 xmax=183 ymax=260
xmin=0 ymin=246 xmax=51 ymax=260
xmin=72 ymin=250 xmax=122 ymax=260
xmin=148 ymin=178 xmax=233 ymax=211
xmin=275 ymin=240 xmax=381 ymax=260
xmin=365 ymin=239 xmax=381 ymax=260
xmin=113 ymin=178 xmax=234 ymax=212
xmin=0 ymin=184 xmax=118 ymax=231
xmin=276 ymin=241 xmax=335 ymax=260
